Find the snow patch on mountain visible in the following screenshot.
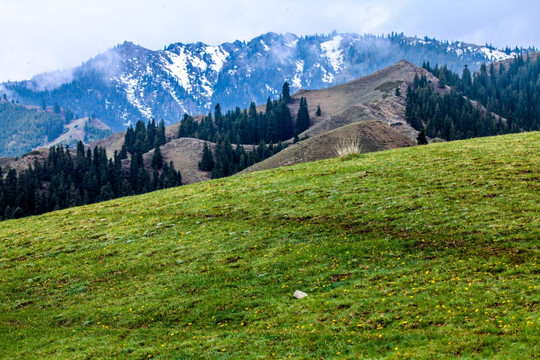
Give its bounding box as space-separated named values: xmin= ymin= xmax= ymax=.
xmin=292 ymin=60 xmax=304 ymax=88
xmin=317 ymin=64 xmax=334 ymax=83
xmin=260 ymin=40 xmax=270 ymax=51
xmin=480 ymin=48 xmax=515 ymax=62
xmin=265 ymin=84 xmax=277 ymax=94
xmin=5 ymin=32 xmax=531 ymax=131
xmin=120 ymin=75 xmax=153 ymax=119
xmin=161 ymin=80 xmax=187 ymax=113
xmin=321 ymin=35 xmax=344 ymax=72
xmin=163 ymin=50 xmax=193 ymax=94
xmin=205 ymin=45 xmax=229 ymax=72
xmin=453 ymin=48 xmax=464 ymax=56
xmin=285 ymin=39 xmax=298 ymax=48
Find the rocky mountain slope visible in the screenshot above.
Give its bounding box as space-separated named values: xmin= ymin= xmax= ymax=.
xmin=1 ymin=32 xmax=526 ymax=131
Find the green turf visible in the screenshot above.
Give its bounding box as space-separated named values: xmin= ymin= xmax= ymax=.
xmin=1 ymin=132 xmax=539 ymax=359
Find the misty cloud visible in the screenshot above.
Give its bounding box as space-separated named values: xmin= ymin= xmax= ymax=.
xmin=28 ymin=69 xmax=75 ymax=91
xmin=0 ymin=0 xmax=539 ymax=82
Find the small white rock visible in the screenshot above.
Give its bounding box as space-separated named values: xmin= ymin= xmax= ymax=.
xmin=293 ymin=290 xmax=308 ymax=299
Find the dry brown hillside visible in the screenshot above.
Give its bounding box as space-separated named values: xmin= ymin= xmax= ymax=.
xmin=287 ymin=59 xmax=439 ymax=140
xmin=0 ymin=148 xmax=49 ymax=173
xmin=142 ymin=138 xmax=212 ymax=185
xmin=241 ymin=121 xmax=414 ymax=174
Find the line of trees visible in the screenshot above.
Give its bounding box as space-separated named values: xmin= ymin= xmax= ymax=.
xmin=411 ymin=55 xmax=540 ymax=140
xmin=181 ymin=82 xmax=310 ymax=178
xmin=0 ymin=120 xmax=182 ymax=221
xmin=199 ymin=136 xmax=285 ymax=179
xmin=406 ymin=74 xmax=506 ymax=140
xmin=179 ymin=82 xmax=310 ymax=145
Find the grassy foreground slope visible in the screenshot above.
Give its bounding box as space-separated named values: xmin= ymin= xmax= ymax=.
xmin=0 ymin=132 xmax=539 ymax=359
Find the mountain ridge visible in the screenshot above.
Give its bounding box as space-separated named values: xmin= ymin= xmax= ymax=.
xmin=1 ymin=32 xmax=531 ymax=131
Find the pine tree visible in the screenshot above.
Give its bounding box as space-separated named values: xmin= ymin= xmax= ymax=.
xmin=295 ymin=97 xmax=310 ymax=135
xmin=276 ymin=101 xmax=293 ymax=140
xmin=68 ymin=184 xmax=82 ymax=207
xmin=214 ymin=104 xmax=223 ymax=128
xmin=155 ymin=120 xmax=166 ymax=147
xmin=99 ymin=184 xmax=115 ymax=202
xmin=198 ymin=143 xmax=215 ymax=171
xmin=316 ymin=105 xmax=321 ymax=116
xmin=151 ymin=146 xmax=164 ymax=170
xmin=417 ymin=130 xmax=428 ymax=145
xmin=12 ymin=207 xmax=23 ymax=219
xmin=282 ymin=82 xmax=291 ymax=103
xmin=136 ymin=168 xmax=151 ymax=194
xmin=4 ymin=205 xmax=13 ymax=220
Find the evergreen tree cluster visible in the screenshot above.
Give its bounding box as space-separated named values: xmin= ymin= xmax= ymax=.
xmin=179 ymin=84 xmax=309 ymax=145
xmin=120 ymin=119 xmax=166 ymax=158
xmin=0 ymin=119 xmax=182 ymax=221
xmin=406 ymin=74 xmax=505 ymax=140
xmin=119 ymin=119 xmax=180 ymax=194
xmin=199 ymin=136 xmax=284 ymax=179
xmin=181 ymin=83 xmax=310 ymax=178
xmin=0 ymin=143 xmax=118 ymax=220
xmin=466 ymin=56 xmax=540 ymax=132
xmin=415 ymin=55 xmax=540 ymax=140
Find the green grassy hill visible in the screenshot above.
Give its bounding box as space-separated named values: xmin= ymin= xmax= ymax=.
xmin=1 ymin=132 xmax=539 ymax=359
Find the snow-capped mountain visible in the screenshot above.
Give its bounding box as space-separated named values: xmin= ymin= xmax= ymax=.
xmin=1 ymin=32 xmax=528 ymax=131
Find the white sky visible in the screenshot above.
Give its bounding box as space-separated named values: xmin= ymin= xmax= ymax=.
xmin=1 ymin=0 xmax=539 ymax=82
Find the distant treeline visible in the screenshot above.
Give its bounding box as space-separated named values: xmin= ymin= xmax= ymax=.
xmin=0 ymin=83 xmax=308 ymax=220
xmin=406 ymin=55 xmax=540 ymax=141
xmin=0 ymin=101 xmax=66 ymax=157
xmin=0 ymin=120 xmax=181 ymax=221
xmin=181 ymin=82 xmax=308 ymax=178
xmin=198 ymin=137 xmax=285 ymax=179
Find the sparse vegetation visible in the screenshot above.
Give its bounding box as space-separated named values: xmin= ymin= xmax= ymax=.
xmin=375 ymin=80 xmax=403 ymax=94
xmin=334 ymin=136 xmax=364 ymax=157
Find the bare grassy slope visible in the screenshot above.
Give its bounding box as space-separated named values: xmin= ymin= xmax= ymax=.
xmin=141 ymin=138 xmax=255 ymax=185
xmin=90 ymin=132 xmax=126 ymax=158
xmin=0 ymin=148 xmax=49 ymax=173
xmin=45 ymin=117 xmax=111 ymax=148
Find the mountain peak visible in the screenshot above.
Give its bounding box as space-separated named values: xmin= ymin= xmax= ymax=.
xmin=3 ymin=32 xmax=530 ymax=131
xmin=114 ymin=41 xmax=148 ymax=56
